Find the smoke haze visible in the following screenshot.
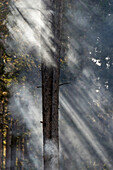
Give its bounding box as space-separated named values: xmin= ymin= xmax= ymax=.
xmin=5 ymin=0 xmax=113 ymax=169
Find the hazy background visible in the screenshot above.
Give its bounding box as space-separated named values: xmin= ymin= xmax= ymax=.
xmin=5 ymin=0 xmax=113 ymax=169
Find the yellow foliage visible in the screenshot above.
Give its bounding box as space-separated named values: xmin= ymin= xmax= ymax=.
xmin=2 ymin=91 xmax=8 ymax=96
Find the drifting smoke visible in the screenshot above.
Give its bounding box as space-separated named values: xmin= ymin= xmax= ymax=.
xmin=9 ymin=85 xmax=59 ymax=170
xmin=45 ymin=140 xmax=59 ymax=170
xmin=60 ymin=68 xmax=113 ymax=170
xmin=6 ymin=0 xmax=56 ymax=66
xmin=5 ymin=0 xmax=113 ymax=169
xmin=9 ymin=85 xmax=43 ymax=169
xmin=6 ymin=0 xmax=58 ymax=169
xmin=59 ymin=1 xmax=113 ymax=170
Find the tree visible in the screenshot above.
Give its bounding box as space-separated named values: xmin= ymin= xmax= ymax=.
xmin=42 ymin=0 xmax=63 ymax=169
xmin=6 ymin=124 xmax=11 ymax=170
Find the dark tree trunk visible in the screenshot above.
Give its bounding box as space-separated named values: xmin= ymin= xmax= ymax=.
xmin=42 ymin=65 xmax=53 ymax=170
xmin=52 ymin=0 xmax=63 ymax=162
xmin=18 ymin=135 xmax=24 ymax=170
xmin=0 ymin=127 xmax=2 ymax=170
xmin=24 ymin=134 xmax=30 ymax=170
xmin=11 ymin=121 xmax=17 ymax=170
xmin=0 ymin=102 xmax=3 ymax=170
xmin=6 ymin=126 xmax=11 ymax=170
xmin=0 ymin=46 xmax=5 ymax=169
xmin=2 ymin=102 xmax=4 ymax=169
xmin=42 ymin=0 xmax=63 ymax=170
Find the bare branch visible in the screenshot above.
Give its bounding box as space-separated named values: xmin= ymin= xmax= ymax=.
xmin=59 ymin=82 xmax=70 ymax=86
xmin=37 ymin=82 xmax=70 ymax=88
xmin=37 ymin=86 xmax=42 ymax=88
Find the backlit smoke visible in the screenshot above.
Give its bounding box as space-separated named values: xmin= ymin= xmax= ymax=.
xmin=5 ymin=0 xmax=113 ymax=169
xmin=60 ymin=68 xmax=113 ymax=169
xmin=45 ymin=140 xmax=59 ymax=170
xmin=6 ymin=0 xmax=56 ymax=66
xmin=9 ymin=85 xmax=59 ymax=170
xmin=9 ymin=85 xmax=43 ymax=169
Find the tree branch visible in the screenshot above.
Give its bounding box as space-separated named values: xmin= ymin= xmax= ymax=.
xmin=59 ymin=82 xmax=70 ymax=86
xmin=37 ymin=82 xmax=70 ymax=88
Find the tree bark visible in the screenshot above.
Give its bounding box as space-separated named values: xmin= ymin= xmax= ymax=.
xmin=11 ymin=121 xmax=17 ymax=170
xmin=6 ymin=126 xmax=11 ymax=170
xmin=2 ymin=102 xmax=4 ymax=169
xmin=42 ymin=64 xmax=53 ymax=170
xmin=18 ymin=135 xmax=24 ymax=170
xmin=52 ymin=0 xmax=63 ymax=151
xmin=0 ymin=101 xmax=3 ymax=170
xmin=0 ymin=46 xmax=4 ymax=170
xmin=0 ymin=128 xmax=2 ymax=170
xmin=24 ymin=133 xmax=30 ymax=170
xmin=42 ymin=0 xmax=63 ymax=169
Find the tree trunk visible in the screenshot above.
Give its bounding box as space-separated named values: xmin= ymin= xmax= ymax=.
xmin=11 ymin=121 xmax=17 ymax=170
xmin=42 ymin=0 xmax=63 ymax=170
xmin=18 ymin=135 xmax=24 ymax=170
xmin=2 ymin=102 xmax=4 ymax=169
xmin=24 ymin=134 xmax=30 ymax=170
xmin=6 ymin=126 xmax=11 ymax=170
xmin=0 ymin=101 xmax=3 ymax=170
xmin=42 ymin=64 xmax=53 ymax=170
xmin=52 ymin=0 xmax=63 ymax=165
xmin=0 ymin=46 xmax=4 ymax=170
xmin=0 ymin=128 xmax=2 ymax=170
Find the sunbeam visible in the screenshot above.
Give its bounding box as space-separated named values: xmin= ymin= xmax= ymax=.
xmin=1 ymin=0 xmax=113 ymax=169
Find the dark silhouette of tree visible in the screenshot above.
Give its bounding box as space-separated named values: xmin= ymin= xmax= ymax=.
xmin=42 ymin=0 xmax=63 ymax=169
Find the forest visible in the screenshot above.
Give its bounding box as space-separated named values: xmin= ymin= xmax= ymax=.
xmin=0 ymin=0 xmax=113 ymax=170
